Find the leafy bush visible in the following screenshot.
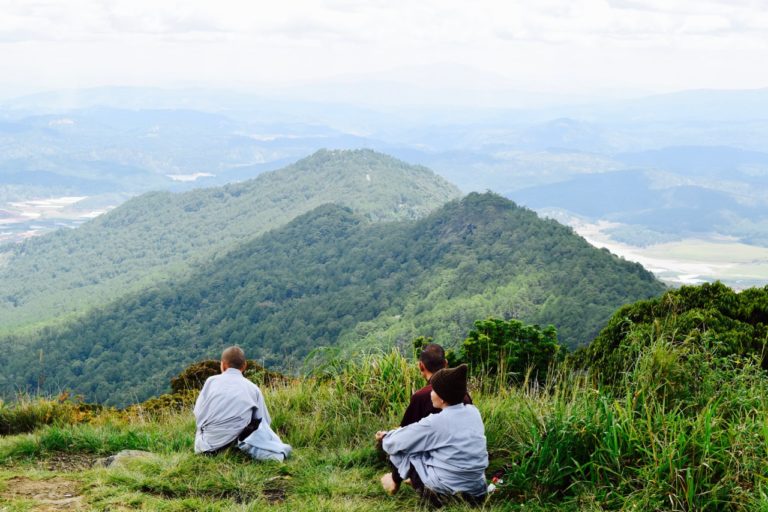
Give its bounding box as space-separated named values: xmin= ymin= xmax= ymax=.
xmin=412 ymin=318 xmax=563 ymax=383
xmin=570 ymin=282 xmax=768 ymax=384
xmin=169 ymin=360 xmax=287 ymax=394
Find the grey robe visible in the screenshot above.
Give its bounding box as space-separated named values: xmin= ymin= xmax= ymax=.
xmin=193 ymin=368 xmax=271 ymax=453
xmin=382 ymin=403 xmax=488 ymax=497
xmin=238 ymin=421 xmax=292 ymax=461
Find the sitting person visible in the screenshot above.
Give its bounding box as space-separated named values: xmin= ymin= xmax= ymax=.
xmin=376 ymin=364 xmax=488 ymax=506
xmin=193 ymin=346 xmax=291 ymax=461
xmin=401 ymin=343 xmax=472 ymax=427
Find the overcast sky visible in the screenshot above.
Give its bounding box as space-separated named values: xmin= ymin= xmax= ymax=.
xmin=1 ymin=0 xmax=767 ymax=105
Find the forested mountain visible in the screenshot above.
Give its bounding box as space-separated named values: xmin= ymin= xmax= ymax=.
xmin=570 ymin=282 xmax=768 ymax=382
xmin=0 ymin=193 xmax=665 ymax=405
xmin=0 ymin=149 xmax=460 ymax=330
xmin=4 ymin=88 xmax=767 ymax=258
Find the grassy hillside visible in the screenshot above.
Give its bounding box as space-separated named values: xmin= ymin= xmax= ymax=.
xmin=0 ymin=149 xmax=461 ymax=331
xmin=0 ymin=193 xmax=665 ymax=405
xmin=2 ymin=330 xmax=768 ymax=511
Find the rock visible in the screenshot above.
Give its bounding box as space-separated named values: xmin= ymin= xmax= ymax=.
xmin=95 ymin=449 xmax=154 ymax=468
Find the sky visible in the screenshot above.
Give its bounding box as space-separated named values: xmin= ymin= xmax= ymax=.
xmin=1 ymin=0 xmax=767 ymax=106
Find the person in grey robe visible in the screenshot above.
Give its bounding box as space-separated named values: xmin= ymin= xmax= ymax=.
xmin=376 ymin=364 xmax=488 ymax=506
xmin=194 ymin=346 xmax=285 ymax=458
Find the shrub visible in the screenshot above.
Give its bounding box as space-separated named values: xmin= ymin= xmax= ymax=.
xmin=0 ymin=395 xmax=102 ymax=435
xmin=455 ymin=318 xmax=561 ymax=383
xmin=569 ymin=282 xmax=768 ymax=384
xmin=169 ymin=359 xmax=287 ymax=394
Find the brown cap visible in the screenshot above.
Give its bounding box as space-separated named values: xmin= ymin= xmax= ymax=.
xmin=430 ymin=364 xmax=468 ymax=406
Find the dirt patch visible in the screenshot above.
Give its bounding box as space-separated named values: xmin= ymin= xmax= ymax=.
xmin=2 ymin=476 xmax=83 ymax=510
xmin=262 ymin=486 xmax=286 ymax=503
xmin=34 ymin=453 xmax=97 ymax=472
xmin=263 ymin=475 xmax=290 ymax=503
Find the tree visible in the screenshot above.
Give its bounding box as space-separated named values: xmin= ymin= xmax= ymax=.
xmin=458 ymin=317 xmax=561 ymax=382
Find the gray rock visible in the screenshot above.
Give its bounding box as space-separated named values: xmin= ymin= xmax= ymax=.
xmin=95 ymin=449 xmax=154 ymax=468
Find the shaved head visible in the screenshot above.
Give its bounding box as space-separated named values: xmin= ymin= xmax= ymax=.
xmin=221 ymin=346 xmax=246 ymax=371
xmin=419 ymin=343 xmax=447 ymax=373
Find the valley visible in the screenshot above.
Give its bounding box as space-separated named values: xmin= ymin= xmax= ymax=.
xmin=0 ymin=195 xmax=107 ymax=244
xmin=570 ymin=219 xmax=768 ymax=290
xmin=2 ymin=4 xmax=768 ymax=510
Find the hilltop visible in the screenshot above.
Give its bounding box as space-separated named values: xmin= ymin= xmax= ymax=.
xmin=1 ymin=193 xmax=665 ymax=405
xmin=0 ymin=149 xmax=460 ymax=331
xmin=570 ymin=281 xmax=768 ymax=382
xmin=2 ymin=282 xmax=768 ymax=512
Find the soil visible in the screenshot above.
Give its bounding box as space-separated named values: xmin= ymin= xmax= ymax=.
xmin=262 ymin=475 xmax=290 ymax=503
xmin=34 ymin=454 xmax=97 ymax=472
xmin=2 ymin=476 xmax=83 ymax=510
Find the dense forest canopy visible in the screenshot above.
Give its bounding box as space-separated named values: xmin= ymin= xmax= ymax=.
xmin=571 ymin=281 xmax=768 ymax=383
xmin=0 ymin=149 xmax=460 ymax=331
xmin=0 ymin=193 xmax=665 ymax=405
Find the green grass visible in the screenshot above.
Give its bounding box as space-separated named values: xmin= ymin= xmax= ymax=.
xmin=2 ymin=346 xmax=768 ymax=510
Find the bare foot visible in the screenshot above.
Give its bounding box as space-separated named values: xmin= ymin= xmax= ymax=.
xmin=380 ymin=473 xmax=400 ymax=495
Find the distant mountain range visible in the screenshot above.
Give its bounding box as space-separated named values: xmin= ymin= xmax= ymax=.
xmin=0 ymin=149 xmax=460 ymax=330
xmin=0 ymin=106 xmax=376 ymax=197
xmin=0 ymin=193 xmax=665 ymax=405
xmin=617 ymin=146 xmax=768 ymax=177
xmin=511 ymin=146 xmax=768 ymax=247
xmin=2 ymin=88 xmax=767 ymax=255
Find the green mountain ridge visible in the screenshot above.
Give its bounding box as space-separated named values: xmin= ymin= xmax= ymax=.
xmin=0 ymin=193 xmax=666 ymax=405
xmin=0 ymin=149 xmax=461 ymax=331
xmin=571 ymin=281 xmax=768 ymax=382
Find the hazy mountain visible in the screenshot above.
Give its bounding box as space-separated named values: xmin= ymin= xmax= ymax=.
xmin=0 ymin=107 xmax=369 ymax=183
xmin=0 ymin=149 xmax=460 ymax=331
xmin=2 ymin=86 xmax=767 ymax=267
xmin=594 ymin=88 xmax=768 ymax=124
xmin=0 ymin=193 xmax=665 ymax=404
xmin=511 ymin=147 xmax=768 ymax=247
xmin=616 ymin=146 xmax=768 ymax=180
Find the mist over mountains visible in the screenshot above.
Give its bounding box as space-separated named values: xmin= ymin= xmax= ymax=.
xmin=2 ymin=87 xmax=766 ymax=247
xmin=512 ymin=145 xmax=768 ymax=247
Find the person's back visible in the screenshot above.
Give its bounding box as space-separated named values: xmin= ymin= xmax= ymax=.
xmin=386 ymin=402 xmax=488 ymax=496
xmin=193 ymin=346 xmax=271 ymax=454
xmin=400 ymin=343 xmax=471 ymax=427
xmin=379 ymin=364 xmax=488 ymax=506
xmin=193 ymin=367 xmax=270 ymax=453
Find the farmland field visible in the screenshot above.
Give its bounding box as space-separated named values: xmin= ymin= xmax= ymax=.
xmin=574 ymin=220 xmax=768 ymax=289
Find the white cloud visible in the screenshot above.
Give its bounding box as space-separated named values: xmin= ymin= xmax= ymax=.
xmin=0 ymin=0 xmax=766 ymax=99
xmin=1 ymin=0 xmax=764 ymax=47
